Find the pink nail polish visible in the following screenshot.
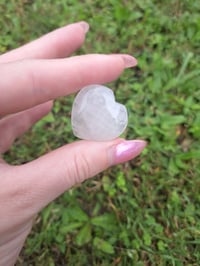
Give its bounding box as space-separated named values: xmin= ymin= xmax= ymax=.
xmin=120 ymin=54 xmax=138 ymax=68
xmin=112 ymin=140 xmax=147 ymax=165
xmin=110 ymin=54 xmax=138 ymax=68
xmin=79 ymin=21 xmax=90 ymax=33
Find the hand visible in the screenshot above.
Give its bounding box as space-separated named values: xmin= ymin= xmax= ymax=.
xmin=0 ymin=21 xmax=146 ymax=266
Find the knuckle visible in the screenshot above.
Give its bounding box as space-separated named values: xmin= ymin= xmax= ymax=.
xmin=72 ymin=152 xmax=91 ymax=184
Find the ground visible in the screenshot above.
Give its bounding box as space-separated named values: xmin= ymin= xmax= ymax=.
xmin=1 ymin=0 xmax=200 ymax=265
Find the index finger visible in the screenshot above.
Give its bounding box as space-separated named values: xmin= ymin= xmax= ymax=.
xmin=0 ymin=54 xmax=137 ymax=116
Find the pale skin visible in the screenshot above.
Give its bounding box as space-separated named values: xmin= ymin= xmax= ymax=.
xmin=0 ymin=22 xmax=146 ymax=265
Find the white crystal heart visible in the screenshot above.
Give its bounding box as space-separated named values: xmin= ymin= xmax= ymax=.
xmin=71 ymin=84 xmax=128 ymax=141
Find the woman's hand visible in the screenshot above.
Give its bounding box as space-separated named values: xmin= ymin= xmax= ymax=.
xmin=0 ymin=21 xmax=146 ymax=266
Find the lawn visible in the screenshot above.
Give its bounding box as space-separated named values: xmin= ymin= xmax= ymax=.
xmin=1 ymin=0 xmax=200 ymax=265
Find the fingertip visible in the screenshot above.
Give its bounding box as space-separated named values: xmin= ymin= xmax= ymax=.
xmin=78 ymin=21 xmax=90 ymax=33
xmin=36 ymin=100 xmax=53 ymax=116
xmin=46 ymin=100 xmax=54 ymax=111
xmin=110 ymin=139 xmax=147 ymax=165
xmin=121 ymin=54 xmax=138 ymax=68
xmin=111 ymin=54 xmax=138 ymax=68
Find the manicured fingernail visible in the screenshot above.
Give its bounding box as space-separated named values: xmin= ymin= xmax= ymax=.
xmin=111 ymin=140 xmax=147 ymax=165
xmin=79 ymin=21 xmax=90 ymax=33
xmin=120 ymin=54 xmax=138 ymax=68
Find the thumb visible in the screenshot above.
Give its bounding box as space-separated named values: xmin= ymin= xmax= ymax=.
xmin=14 ymin=139 xmax=146 ymax=214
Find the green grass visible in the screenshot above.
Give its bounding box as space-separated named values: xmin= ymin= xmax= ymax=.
xmin=1 ymin=0 xmax=200 ymax=265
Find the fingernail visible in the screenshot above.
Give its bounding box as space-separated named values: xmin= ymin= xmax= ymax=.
xmin=111 ymin=140 xmax=147 ymax=165
xmin=79 ymin=21 xmax=90 ymax=33
xmin=120 ymin=54 xmax=138 ymax=68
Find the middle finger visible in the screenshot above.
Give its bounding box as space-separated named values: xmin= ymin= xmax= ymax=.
xmin=0 ymin=21 xmax=88 ymax=64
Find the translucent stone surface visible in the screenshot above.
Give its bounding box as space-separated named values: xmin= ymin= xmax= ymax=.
xmin=71 ymin=84 xmax=128 ymax=141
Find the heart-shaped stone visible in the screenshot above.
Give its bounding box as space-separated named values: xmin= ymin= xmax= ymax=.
xmin=71 ymin=84 xmax=128 ymax=141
